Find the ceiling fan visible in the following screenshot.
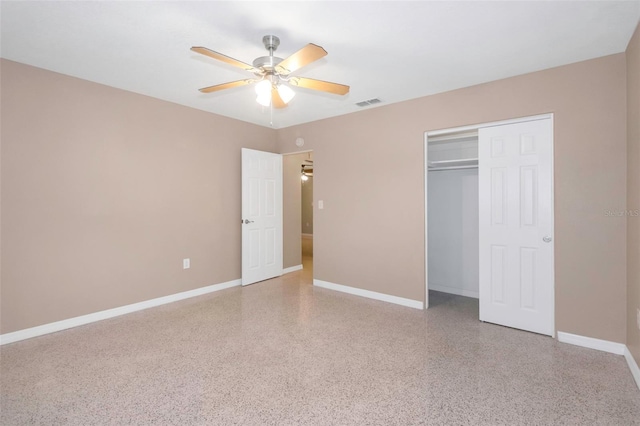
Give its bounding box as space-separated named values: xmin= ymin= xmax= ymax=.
xmin=191 ymin=35 xmax=350 ymax=108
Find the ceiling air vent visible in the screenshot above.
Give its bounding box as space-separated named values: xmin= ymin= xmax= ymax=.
xmin=356 ymin=98 xmax=382 ymax=107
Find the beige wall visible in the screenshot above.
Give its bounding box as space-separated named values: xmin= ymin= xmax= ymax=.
xmin=0 ymin=59 xmax=277 ymax=334
xmin=627 ymin=23 xmax=640 ymax=365
xmin=277 ymin=54 xmax=628 ymax=343
xmin=302 ymin=176 xmax=313 ymax=235
xmin=282 ymin=152 xmax=307 ymax=269
xmin=1 ymin=52 xmax=632 ymax=346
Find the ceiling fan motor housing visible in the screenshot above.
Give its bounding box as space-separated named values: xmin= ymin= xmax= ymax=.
xmin=253 ymin=35 xmax=283 ymax=71
xmin=252 ymin=55 xmax=283 ymax=71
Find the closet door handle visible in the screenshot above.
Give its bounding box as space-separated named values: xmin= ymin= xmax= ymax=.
xmin=543 ymin=236 xmax=552 ymax=243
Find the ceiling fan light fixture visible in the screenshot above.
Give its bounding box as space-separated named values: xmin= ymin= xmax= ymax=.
xmin=256 ymin=93 xmax=271 ymax=107
xmin=255 ymin=79 xmax=272 ymax=106
xmin=255 ymin=80 xmax=272 ymax=97
xmin=277 ymin=84 xmax=295 ymax=104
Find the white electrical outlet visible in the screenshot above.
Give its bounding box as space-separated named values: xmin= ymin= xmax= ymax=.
xmin=183 ymin=258 xmax=190 ymax=269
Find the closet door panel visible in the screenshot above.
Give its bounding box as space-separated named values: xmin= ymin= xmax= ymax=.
xmin=479 ymin=118 xmax=554 ymax=336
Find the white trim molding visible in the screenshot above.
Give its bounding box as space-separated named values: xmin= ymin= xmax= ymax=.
xmin=426 ymin=113 xmax=554 ymax=137
xmin=313 ymin=279 xmax=423 ymax=310
xmin=283 ymin=264 xmax=303 ymax=274
xmin=429 ymin=284 xmax=479 ymax=299
xmin=624 ymin=347 xmax=640 ymax=390
xmin=0 ymin=279 xmax=241 ymax=345
xmin=557 ymin=331 xmax=626 ymax=355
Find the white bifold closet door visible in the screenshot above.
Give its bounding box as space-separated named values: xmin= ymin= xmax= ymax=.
xmin=478 ymin=118 xmax=554 ymax=336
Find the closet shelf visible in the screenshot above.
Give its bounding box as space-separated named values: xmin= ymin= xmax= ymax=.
xmin=428 ymin=158 xmax=478 ymax=171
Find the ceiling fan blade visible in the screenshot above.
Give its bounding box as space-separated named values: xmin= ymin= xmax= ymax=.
xmin=275 ymin=43 xmax=327 ymax=75
xmin=198 ymin=79 xmax=254 ymax=93
xmin=271 ymin=87 xmax=287 ymax=109
xmin=290 ymin=77 xmax=350 ymax=95
xmin=191 ymin=46 xmax=258 ymax=73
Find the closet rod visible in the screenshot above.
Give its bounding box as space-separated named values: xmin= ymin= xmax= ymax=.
xmin=428 ymin=165 xmax=479 ymax=172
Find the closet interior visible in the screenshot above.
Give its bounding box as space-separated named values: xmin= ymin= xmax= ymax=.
xmin=427 ymin=130 xmax=479 ymax=299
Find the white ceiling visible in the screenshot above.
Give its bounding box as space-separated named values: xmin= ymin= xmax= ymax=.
xmin=1 ymin=1 xmax=639 ymax=129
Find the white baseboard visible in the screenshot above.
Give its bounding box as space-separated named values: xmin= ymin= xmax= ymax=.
xmin=624 ymin=347 xmax=640 ymax=390
xmin=429 ymin=284 xmax=479 ymax=299
xmin=302 ymin=233 xmax=313 ymax=239
xmin=313 ymin=279 xmax=423 ymax=310
xmin=283 ymin=264 xmax=303 ymax=274
xmin=0 ymin=279 xmax=241 ymax=345
xmin=557 ymin=331 xmax=626 ymax=355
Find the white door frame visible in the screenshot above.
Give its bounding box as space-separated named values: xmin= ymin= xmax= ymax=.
xmin=424 ymin=114 xmax=554 ymax=333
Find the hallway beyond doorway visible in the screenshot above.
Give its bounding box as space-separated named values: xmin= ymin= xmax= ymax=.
xmin=302 ymin=235 xmax=313 ymax=280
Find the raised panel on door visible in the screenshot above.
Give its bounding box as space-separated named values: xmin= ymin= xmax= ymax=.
xmin=491 ymin=168 xmax=508 ymax=226
xmin=491 ymin=245 xmax=507 ymax=304
xmin=249 ymin=178 xmax=260 ymax=217
xmin=265 ymin=227 xmax=276 ymax=266
xmin=265 ymin=179 xmax=276 ymax=217
xmin=520 ymin=166 xmax=538 ymax=227
xmin=520 ymin=247 xmax=537 ymax=310
xmin=249 ymin=229 xmax=260 ymax=270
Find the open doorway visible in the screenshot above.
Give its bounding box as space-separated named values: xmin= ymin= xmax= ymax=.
xmin=282 ymin=150 xmax=313 ymax=282
xmin=301 ymin=153 xmax=314 ymax=273
xmin=426 ymin=131 xmax=479 ymax=309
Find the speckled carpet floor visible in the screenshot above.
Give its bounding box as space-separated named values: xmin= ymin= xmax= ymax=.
xmin=2 ymin=253 xmax=639 ymax=425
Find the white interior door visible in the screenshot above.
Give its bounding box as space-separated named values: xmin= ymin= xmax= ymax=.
xmin=478 ymin=118 xmax=554 ymax=336
xmin=241 ymin=148 xmax=283 ymax=286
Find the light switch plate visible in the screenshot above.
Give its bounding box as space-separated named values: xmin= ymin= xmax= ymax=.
xmin=183 ymin=258 xmax=190 ymax=269
xmin=318 ymin=200 xmax=324 ymax=209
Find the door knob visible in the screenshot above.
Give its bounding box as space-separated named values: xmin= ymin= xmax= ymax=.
xmin=543 ymin=236 xmax=552 ymax=243
xmin=243 ymin=219 xmax=254 ymax=224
